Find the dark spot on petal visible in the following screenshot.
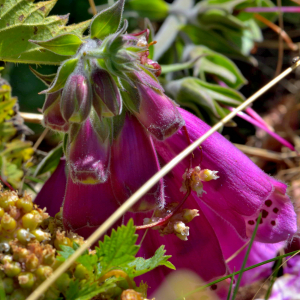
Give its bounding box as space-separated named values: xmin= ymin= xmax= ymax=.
xmin=39 ymin=6 xmax=45 ymax=11
xmin=34 ymin=26 xmax=38 ymax=35
xmin=265 ymin=200 xmax=272 ymax=207
xmin=18 ymin=14 xmax=24 ymax=21
xmin=210 ymin=284 xmax=217 ymax=291
xmin=256 ymin=218 xmax=263 ymax=224
xmin=262 ymin=209 xmax=269 ymax=218
xmin=248 ymin=220 xmax=255 ymax=225
xmin=271 ymin=220 xmax=276 ymax=226
xmin=273 ymin=208 xmax=279 ymax=214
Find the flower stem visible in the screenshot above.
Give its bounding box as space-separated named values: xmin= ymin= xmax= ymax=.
xmin=88 ymin=0 xmax=97 ymax=15
xmin=254 ymin=14 xmax=298 ymax=51
xmin=244 ymin=6 xmax=300 ymax=12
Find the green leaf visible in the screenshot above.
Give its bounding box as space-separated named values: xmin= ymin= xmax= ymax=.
xmin=30 ymin=34 xmax=84 ymax=56
xmin=187 ymin=46 xmax=247 ymax=89
xmin=0 ymin=0 xmax=90 ymax=64
xmin=124 ymin=246 xmax=175 ymax=278
xmin=153 ymin=0 xmax=193 ymax=60
xmin=34 ymin=144 xmax=63 ymax=177
xmin=125 ymin=0 xmax=169 ymax=20
xmin=29 ymin=66 xmax=57 ymax=87
xmin=43 ymin=58 xmax=79 ymax=93
xmin=96 ymin=219 xmax=139 ymax=273
xmin=160 ymin=57 xmax=204 ymax=75
xmin=90 ymin=0 xmax=125 ymax=40
xmin=65 ymin=279 xmax=116 ymax=300
xmin=181 ymin=24 xmax=251 ymax=61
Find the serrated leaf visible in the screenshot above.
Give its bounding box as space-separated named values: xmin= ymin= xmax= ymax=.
xmin=43 ymin=58 xmax=79 ymax=93
xmin=90 ymin=0 xmax=125 ymax=40
xmin=0 ymin=0 xmax=90 ymax=64
xmin=96 ymin=219 xmax=139 ymax=273
xmin=124 ymin=246 xmax=175 ymax=278
xmin=30 ymin=34 xmax=83 ymax=56
xmin=65 ymin=279 xmax=116 ymax=300
xmin=34 ymin=144 xmax=63 ymax=176
xmin=29 ymin=66 xmax=57 ymax=87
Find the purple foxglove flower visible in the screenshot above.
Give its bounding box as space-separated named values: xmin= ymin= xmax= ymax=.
xmin=34 ymin=159 xmax=67 ymax=217
xmin=42 ymin=91 xmax=69 ymax=132
xmin=132 ymin=84 xmax=185 ymax=140
xmin=91 ymin=68 xmax=122 ymax=118
xmin=35 ymin=108 xmax=296 ymax=297
xmin=62 ymin=175 xmax=121 ymax=237
xmin=61 ymin=71 xmax=92 ymax=123
xmin=110 ymin=114 xmax=164 ymax=212
xmin=67 ymin=111 xmax=111 ymax=184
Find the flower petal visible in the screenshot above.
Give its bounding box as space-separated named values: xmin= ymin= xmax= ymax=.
xmin=110 ymin=114 xmax=164 ymax=212
xmin=42 ymin=92 xmax=69 ymax=132
xmin=91 ymin=68 xmax=122 ymax=117
xmin=67 ymin=113 xmax=111 ymax=184
xmin=63 ymin=175 xmax=121 ymax=237
xmin=133 ymin=84 xmax=184 ymax=140
xmin=154 ymin=109 xmax=296 ymax=241
xmin=61 ymin=72 xmax=92 ymax=123
xmin=34 ymin=159 xmax=66 ymax=216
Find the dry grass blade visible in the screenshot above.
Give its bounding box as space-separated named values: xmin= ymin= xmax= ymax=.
xmin=88 ymin=0 xmax=98 ymax=15
xmin=19 ymin=112 xmax=43 ymax=124
xmin=26 ymin=61 xmax=300 ymax=300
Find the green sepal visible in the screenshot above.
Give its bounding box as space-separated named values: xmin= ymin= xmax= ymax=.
xmin=34 ymin=144 xmax=63 ymax=177
xmin=29 ymin=66 xmax=56 ymax=87
xmin=90 ymin=0 xmax=125 ymax=40
xmin=41 ymin=58 xmax=79 ymax=94
xmin=63 ymin=133 xmax=68 ymax=155
xmin=29 ymin=34 xmax=84 ymax=56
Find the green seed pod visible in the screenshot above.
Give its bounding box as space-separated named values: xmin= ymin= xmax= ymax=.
xmin=35 ymin=265 xmax=53 ymax=280
xmin=25 ymin=254 xmax=39 ymax=272
xmin=74 ymin=264 xmax=89 ymax=280
xmin=1 ymin=254 xmax=13 ymax=264
xmin=44 ymin=286 xmax=61 ymax=300
xmin=1 ymin=213 xmax=17 ymax=231
xmin=18 ymin=272 xmax=35 ymax=289
xmin=16 ymin=229 xmax=35 ymax=244
xmin=55 ymin=273 xmax=71 ymax=291
xmin=4 ymin=262 xmax=21 ymax=277
xmin=30 ymin=228 xmax=50 ymax=242
xmin=0 ymin=207 xmax=4 ymax=218
xmin=15 ymin=198 xmax=33 ymax=213
xmin=0 ymin=192 xmax=17 ymax=210
xmin=22 ymin=213 xmax=39 ymax=231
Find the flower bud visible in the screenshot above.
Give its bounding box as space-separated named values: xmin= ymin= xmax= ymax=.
xmin=61 ymin=72 xmax=92 ymax=123
xmin=91 ymin=68 xmax=122 ymax=117
xmin=133 ymin=84 xmax=184 ymax=140
xmin=42 ymin=91 xmax=69 ymax=132
xmin=67 ymin=112 xmax=111 ymax=184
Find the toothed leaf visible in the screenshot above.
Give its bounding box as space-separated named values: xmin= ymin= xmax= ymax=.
xmin=0 ymin=0 xmax=90 ymax=64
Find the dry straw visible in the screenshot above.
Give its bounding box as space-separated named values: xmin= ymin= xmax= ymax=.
xmin=26 ymin=60 xmax=300 ymax=300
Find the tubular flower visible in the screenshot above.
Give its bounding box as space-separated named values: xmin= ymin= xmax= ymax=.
xmin=33 ymin=0 xmax=297 ymax=297
xmin=35 ymin=109 xmax=297 ymax=296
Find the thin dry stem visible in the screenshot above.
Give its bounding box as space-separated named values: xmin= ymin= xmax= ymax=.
xmin=254 ymin=14 xmax=298 ymax=51
xmin=26 ymin=61 xmax=300 ymax=300
xmin=20 ymin=112 xmax=43 ymax=124
xmin=225 ymin=240 xmax=250 ymax=263
xmin=88 ymin=0 xmax=98 ymax=15
xmin=275 ymin=0 xmax=284 ymax=76
xmin=251 ymin=250 xmax=300 ymax=300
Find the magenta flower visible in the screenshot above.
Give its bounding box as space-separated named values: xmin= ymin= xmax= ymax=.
xmin=33 ymin=1 xmax=297 ymax=296
xmin=35 ymin=108 xmax=297 ymax=295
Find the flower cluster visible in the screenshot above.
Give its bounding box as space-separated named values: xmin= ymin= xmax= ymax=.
xmin=33 ymin=0 xmax=298 ymax=296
